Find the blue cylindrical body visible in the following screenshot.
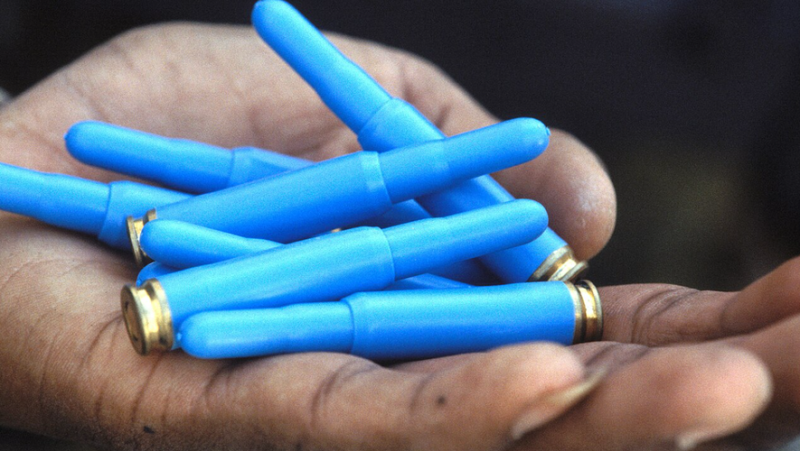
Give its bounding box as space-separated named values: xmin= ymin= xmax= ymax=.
xmin=154 ymin=151 xmax=390 ymax=242
xmin=66 ymin=121 xmax=312 ymax=193
xmin=140 ymin=219 xmax=493 ymax=285
xmin=384 ymin=199 xmax=545 ymax=280
xmin=159 ymin=227 xmax=397 ymax=331
xmin=252 ymin=0 xmax=570 ymax=283
xmin=0 ymin=163 xmax=188 ymax=248
xmin=378 ymin=118 xmax=548 ymax=203
xmin=178 ymin=281 xmax=577 ymax=360
xmin=148 ymin=199 xmax=546 ymax=335
xmin=0 ymin=162 xmax=108 ymax=234
xmin=149 ymin=119 xmax=546 ymax=243
xmin=251 ymin=2 xmax=391 ymax=132
xmin=140 ymin=219 xmax=281 ymax=269
xmin=65 ymin=120 xmax=435 ymax=229
xmin=66 ymin=121 xmax=236 ymax=193
xmin=137 ymin=260 xmax=469 ymax=291
xmin=179 ymin=302 xmax=354 ymax=358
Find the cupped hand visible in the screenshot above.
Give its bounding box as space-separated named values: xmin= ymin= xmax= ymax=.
xmin=0 ymin=23 xmax=612 ymax=450
xmin=9 ymin=20 xmax=797 ymax=451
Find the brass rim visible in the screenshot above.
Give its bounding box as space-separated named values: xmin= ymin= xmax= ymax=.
xmin=126 ymin=210 xmax=157 ymax=268
xmin=120 ymin=279 xmax=173 ymax=355
xmin=567 ymin=280 xmax=603 ymax=343
xmin=530 ymin=245 xmax=589 ymax=282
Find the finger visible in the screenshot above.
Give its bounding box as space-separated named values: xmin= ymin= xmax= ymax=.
xmin=169 ymin=344 xmax=590 ymax=451
xmin=516 ymin=344 xmax=772 ymax=451
xmin=598 ymin=284 xmax=736 ymax=346
xmin=598 ymin=256 xmax=800 ymax=346
xmin=720 ymin=256 xmax=800 ymax=334
xmin=16 ymin=341 xmax=594 ymax=450
xmin=723 ymin=314 xmax=800 ymax=448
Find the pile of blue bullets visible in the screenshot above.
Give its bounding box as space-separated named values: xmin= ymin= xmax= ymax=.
xmin=0 ymin=0 xmax=601 ymax=361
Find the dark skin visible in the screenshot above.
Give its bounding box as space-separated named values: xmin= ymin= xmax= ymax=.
xmin=0 ymin=23 xmax=797 ymax=450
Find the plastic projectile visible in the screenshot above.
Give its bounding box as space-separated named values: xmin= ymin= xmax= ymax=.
xmin=251 ymin=0 xmax=587 ymax=283
xmin=137 ymin=262 xmax=468 ymax=290
xmin=125 ymin=118 xmax=548 ymax=266
xmin=65 ymin=120 xmax=310 ymax=194
xmin=121 ymin=199 xmax=548 ymax=355
xmin=64 ymin=121 xmax=434 ymax=229
xmin=0 ymin=162 xmax=187 ymax=249
xmin=178 ymin=280 xmax=602 ymax=360
xmin=138 ymin=219 xmax=495 ymax=286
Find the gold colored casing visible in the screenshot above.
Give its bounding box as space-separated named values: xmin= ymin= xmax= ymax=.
xmin=126 ymin=209 xmax=158 ymax=268
xmin=530 ymin=245 xmax=588 ymax=282
xmin=121 ymin=279 xmax=173 ymax=355
xmin=567 ymin=280 xmax=603 ymax=344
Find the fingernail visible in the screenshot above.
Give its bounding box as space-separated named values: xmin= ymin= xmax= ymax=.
xmin=510 ymin=368 xmax=606 ymax=440
xmin=675 ymin=427 xmax=725 ymax=450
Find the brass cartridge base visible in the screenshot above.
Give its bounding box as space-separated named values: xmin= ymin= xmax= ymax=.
xmin=121 ymin=279 xmax=173 ymax=355
xmin=126 ymin=209 xmax=158 ymax=268
xmin=530 ymin=245 xmax=589 ymax=282
xmin=568 ymin=280 xmax=603 ymax=344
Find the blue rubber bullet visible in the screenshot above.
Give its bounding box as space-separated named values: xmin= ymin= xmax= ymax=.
xmin=138 ymin=219 xmax=495 ymax=285
xmin=251 ymin=0 xmax=587 ymax=283
xmin=0 ymin=162 xmax=188 ymax=249
xmin=126 ymin=118 xmax=549 ymax=266
xmin=65 ymin=120 xmax=434 ymax=229
xmin=178 ymin=280 xmax=602 ymax=360
xmin=136 ymin=238 xmax=472 ymax=290
xmin=121 ymin=199 xmax=548 ymax=355
xmin=65 ymin=120 xmax=310 ymax=194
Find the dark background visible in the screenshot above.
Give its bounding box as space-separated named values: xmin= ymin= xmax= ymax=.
xmin=2 ymin=0 xmax=799 ymax=290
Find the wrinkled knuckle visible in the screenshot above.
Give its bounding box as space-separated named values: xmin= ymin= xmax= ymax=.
xmin=630 ymin=286 xmax=698 ymax=346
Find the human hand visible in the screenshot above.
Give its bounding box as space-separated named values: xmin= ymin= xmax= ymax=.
xmin=2 ymin=21 xmax=799 ymax=451
xmin=0 ymin=23 xmax=614 ymax=450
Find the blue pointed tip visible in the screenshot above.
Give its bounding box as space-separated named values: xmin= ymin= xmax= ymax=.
xmin=511 ymin=117 xmax=550 ymax=160
xmin=64 ymin=120 xmax=105 ymax=161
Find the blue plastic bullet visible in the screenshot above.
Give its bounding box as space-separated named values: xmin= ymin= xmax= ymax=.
xmin=121 ymin=199 xmax=548 ymax=355
xmin=137 ymin=261 xmax=467 ymax=290
xmin=65 ymin=120 xmax=434 ymax=229
xmin=251 ymin=0 xmax=588 ymax=283
xmin=178 ymin=280 xmax=602 ymax=360
xmin=138 ymin=219 xmax=495 ymax=285
xmin=126 ymin=118 xmax=549 ymax=266
xmin=65 ymin=121 xmax=310 ymax=194
xmin=0 ymin=162 xmax=188 ymax=249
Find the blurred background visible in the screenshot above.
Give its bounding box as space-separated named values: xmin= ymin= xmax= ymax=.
xmin=1 ymin=0 xmax=800 ymax=447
